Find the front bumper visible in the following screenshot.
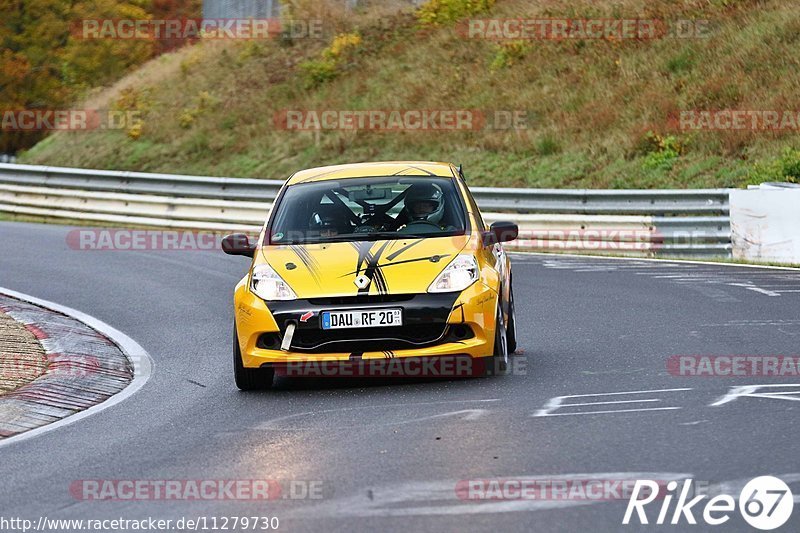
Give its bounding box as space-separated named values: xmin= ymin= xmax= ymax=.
xmin=234 ymin=281 xmax=498 ymax=368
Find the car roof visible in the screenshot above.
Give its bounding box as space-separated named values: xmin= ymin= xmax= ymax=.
xmin=286 ymin=161 xmax=456 ymax=186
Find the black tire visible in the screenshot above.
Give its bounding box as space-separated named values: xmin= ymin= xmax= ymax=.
xmin=233 ymin=324 xmax=274 ymax=390
xmin=506 ymin=284 xmax=517 ymax=355
xmin=484 ymin=303 xmax=509 ymax=377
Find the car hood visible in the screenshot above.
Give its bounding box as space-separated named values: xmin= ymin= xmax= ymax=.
xmin=258 ymin=235 xmax=470 ymax=298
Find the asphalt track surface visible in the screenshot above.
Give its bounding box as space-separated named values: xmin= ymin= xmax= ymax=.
xmin=1 ymin=220 xmax=799 ymax=532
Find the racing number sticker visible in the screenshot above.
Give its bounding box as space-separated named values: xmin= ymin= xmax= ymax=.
xmin=738 ymin=476 xmax=794 ymax=530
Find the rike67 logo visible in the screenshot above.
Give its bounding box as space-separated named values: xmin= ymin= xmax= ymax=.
xmin=623 ymin=476 xmax=793 ymax=530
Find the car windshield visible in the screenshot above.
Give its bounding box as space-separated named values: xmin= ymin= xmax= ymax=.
xmin=268 ymin=176 xmax=467 ymax=244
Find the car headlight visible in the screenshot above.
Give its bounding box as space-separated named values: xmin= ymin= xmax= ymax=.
xmin=428 ymin=254 xmax=479 ymax=293
xmin=250 ymin=264 xmax=297 ymax=301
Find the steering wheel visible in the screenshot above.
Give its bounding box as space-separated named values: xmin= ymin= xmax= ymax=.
xmin=402 ymin=220 xmax=441 ymax=231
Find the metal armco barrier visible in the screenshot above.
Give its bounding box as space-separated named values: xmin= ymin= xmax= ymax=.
xmin=0 ymin=163 xmax=732 ymax=257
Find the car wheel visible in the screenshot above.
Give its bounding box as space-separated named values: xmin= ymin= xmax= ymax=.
xmin=506 ymin=284 xmax=517 ymax=355
xmin=233 ymin=323 xmax=274 ymax=390
xmin=484 ymin=302 xmax=509 ymax=377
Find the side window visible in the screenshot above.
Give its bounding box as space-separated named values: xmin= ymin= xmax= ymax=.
xmin=458 ymin=177 xmax=485 ymax=231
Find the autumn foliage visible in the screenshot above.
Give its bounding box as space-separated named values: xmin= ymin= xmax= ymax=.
xmin=0 ymin=0 xmax=200 ymax=153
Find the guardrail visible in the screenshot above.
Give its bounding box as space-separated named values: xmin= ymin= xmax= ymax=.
xmin=0 ymin=163 xmax=732 ymax=257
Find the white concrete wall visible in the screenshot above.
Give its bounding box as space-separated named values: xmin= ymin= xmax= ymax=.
xmin=730 ymin=188 xmax=800 ymax=263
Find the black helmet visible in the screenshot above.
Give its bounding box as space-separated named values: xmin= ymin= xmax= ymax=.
xmin=404 ymin=182 xmax=444 ymax=223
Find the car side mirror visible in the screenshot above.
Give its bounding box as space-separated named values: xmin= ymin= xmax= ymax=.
xmin=221 ymin=233 xmax=256 ymax=257
xmin=482 ymin=221 xmax=518 ymax=246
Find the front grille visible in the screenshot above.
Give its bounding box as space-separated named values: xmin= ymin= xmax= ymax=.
xmin=293 ymin=324 xmax=446 ymax=352
xmin=257 ymin=324 xmax=474 ymax=353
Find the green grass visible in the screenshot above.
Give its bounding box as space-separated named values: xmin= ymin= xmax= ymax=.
xmin=20 ymin=0 xmax=800 ymax=188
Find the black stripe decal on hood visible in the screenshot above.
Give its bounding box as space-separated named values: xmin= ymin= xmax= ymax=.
xmin=290 ymin=245 xmax=322 ymax=285
xmin=386 ymin=238 xmax=424 ymax=261
xmin=372 ymin=261 xmax=389 ymax=294
xmin=351 ymin=241 xmax=371 ymax=274
xmin=363 ymin=242 xmax=391 ymax=294
xmin=350 ymin=241 xmax=391 ymax=294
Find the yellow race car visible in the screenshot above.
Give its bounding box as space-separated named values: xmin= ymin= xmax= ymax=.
xmin=222 ymin=161 xmax=518 ymax=390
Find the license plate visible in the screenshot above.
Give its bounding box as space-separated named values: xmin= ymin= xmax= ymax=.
xmin=321 ymin=308 xmax=403 ymax=330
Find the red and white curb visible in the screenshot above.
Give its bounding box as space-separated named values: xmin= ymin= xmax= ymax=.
xmin=0 ymin=287 xmax=152 ymax=447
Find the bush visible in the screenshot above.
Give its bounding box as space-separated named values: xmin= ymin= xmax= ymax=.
xmin=490 ymin=41 xmax=531 ymax=70
xmin=325 ymin=33 xmax=362 ymax=59
xmin=641 ymin=132 xmax=684 ymax=170
xmin=178 ymin=91 xmax=218 ymax=129
xmin=112 ymin=87 xmax=151 ymax=140
xmin=299 ymin=58 xmax=340 ymax=89
xmin=178 ymin=109 xmax=197 ymax=129
xmin=300 ymin=32 xmax=362 ymax=89
xmin=417 ymin=0 xmax=495 ymax=26
xmin=126 ymin=121 xmax=143 ymax=140
xmin=748 ymin=148 xmax=800 ymax=184
xmin=112 ymin=87 xmax=151 ymax=114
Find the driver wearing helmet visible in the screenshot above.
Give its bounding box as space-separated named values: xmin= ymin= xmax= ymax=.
xmin=398 ymin=182 xmax=447 ymax=233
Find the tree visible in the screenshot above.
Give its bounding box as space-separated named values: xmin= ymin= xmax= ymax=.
xmin=0 ymin=0 xmax=201 ymax=154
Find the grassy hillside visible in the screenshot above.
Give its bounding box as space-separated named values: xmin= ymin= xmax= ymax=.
xmin=21 ymin=0 xmax=800 ymax=188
